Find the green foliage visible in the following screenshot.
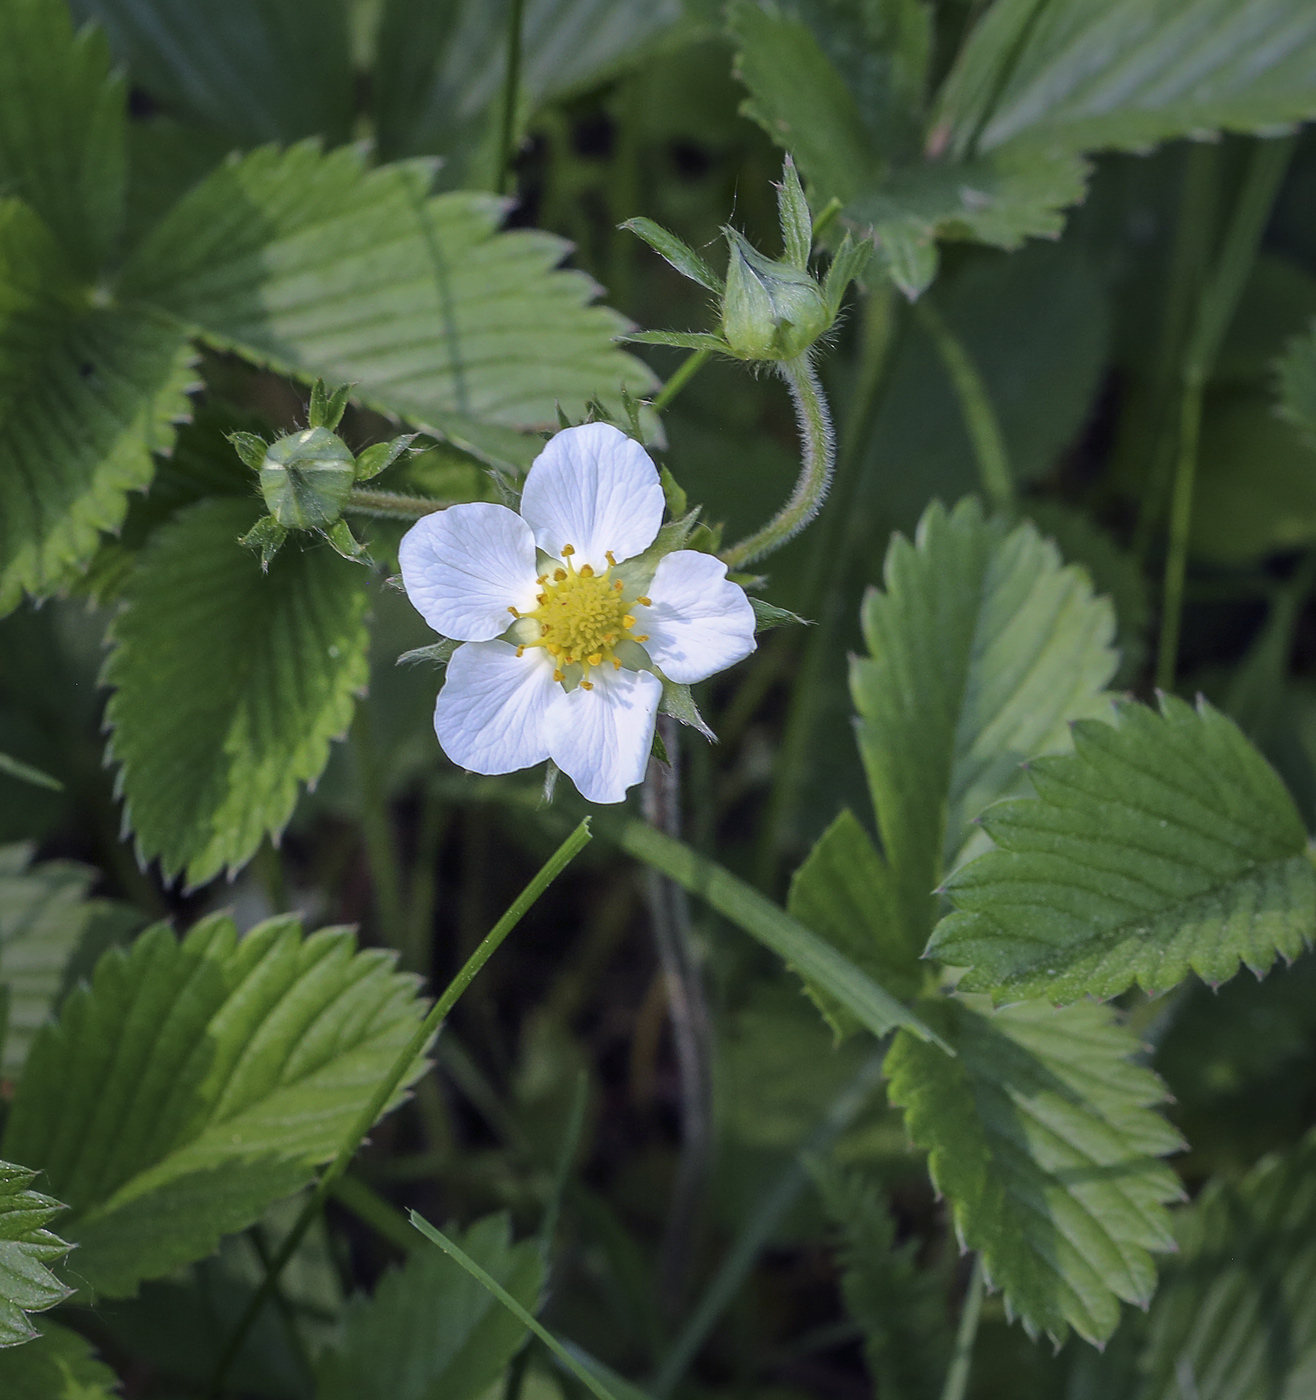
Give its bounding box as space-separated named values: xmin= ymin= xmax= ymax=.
xmin=0 ymin=1323 xmax=117 ymax=1396
xmin=318 ymin=1212 xmax=543 ymax=1400
xmin=121 ymin=142 xmax=656 ymax=434
xmin=1 ymin=911 xmax=428 ymax=1297
xmin=1277 ymin=319 xmax=1316 ymax=445
xmin=103 ymin=497 xmax=370 ymax=886
xmin=886 ymin=998 xmax=1182 ymax=1345
xmin=932 ymin=695 xmax=1316 ymax=1003
xmin=0 ymin=1161 xmax=73 ymax=1344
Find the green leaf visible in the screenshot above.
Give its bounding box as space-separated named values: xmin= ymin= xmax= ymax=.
xmin=2 ymin=912 xmax=428 ymax=1298
xmin=318 ymin=1212 xmax=543 ymax=1400
xmin=0 ymin=1161 xmax=74 ymax=1344
xmin=932 ymin=695 xmax=1316 ymax=1003
xmin=943 ymin=0 xmax=1316 ymax=161
xmin=0 ymin=0 xmax=125 ymax=269
xmin=120 ymin=143 xmax=657 ymax=433
xmin=885 ymin=997 xmax=1182 ymax=1345
xmin=0 ymin=199 xmax=196 ymax=614
xmin=70 ymin=0 xmax=353 ymax=147
xmin=812 ymin=1159 xmax=949 ymax=1400
xmin=374 ymin=0 xmax=684 ymax=179
xmin=1133 ymin=1129 xmax=1316 ymax=1399
xmin=852 ymin=497 xmax=1116 ymax=962
xmin=1277 ymin=318 xmax=1316 ymax=447
xmin=0 ymin=1323 xmax=117 ymax=1396
xmin=103 ymin=496 xmax=370 ymax=887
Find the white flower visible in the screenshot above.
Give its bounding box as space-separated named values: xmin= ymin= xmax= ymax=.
xmin=398 ymin=423 xmax=757 ymax=804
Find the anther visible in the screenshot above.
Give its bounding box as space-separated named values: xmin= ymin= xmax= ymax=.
xmin=554 ymin=569 xmax=567 ymax=581
xmin=562 ymin=544 xmax=575 ymax=556
xmin=508 ymin=606 xmax=520 ymax=616
xmin=547 ymin=643 xmax=561 ymax=656
xmin=606 ymin=550 xmax=616 ymax=566
xmin=515 ymin=646 xmax=525 ymax=657
xmin=623 ymin=614 xmax=635 ymax=628
xmin=636 ymin=596 xmax=651 ymax=606
xmin=553 ymin=669 xmax=564 ymax=682
xmin=613 ymin=580 xmax=623 ymax=592
xmin=634 ymin=633 xmax=649 ymax=642
xmin=580 ymin=680 xmax=594 ymax=690
xmin=588 ymin=652 xmax=602 ymax=666
xmin=580 ymin=564 xmax=594 ymax=578
xmin=612 ymin=658 xmax=621 ymax=669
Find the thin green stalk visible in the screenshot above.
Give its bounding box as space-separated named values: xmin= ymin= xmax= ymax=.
xmin=915 ymin=299 xmax=1013 ymax=513
xmin=720 ymin=354 xmax=835 ymax=569
xmin=331 ymin=1174 xmax=424 ymax=1254
xmin=0 ymin=751 xmax=62 ymax=790
xmin=938 ymin=1256 xmax=985 ymax=1400
xmin=411 ymin=1213 xmax=623 ymax=1400
xmin=1156 ymin=136 xmax=1295 ymax=691
xmin=497 ymin=0 xmax=527 ymax=195
xmin=652 ymin=347 xmax=712 ymax=413
xmin=206 ymin=819 xmax=592 ymax=1398
xmin=351 ymin=707 xmax=406 ymax=953
xmin=343 ymin=488 xmax=447 ymax=520
xmin=649 ymin=1049 xmax=887 ymax=1399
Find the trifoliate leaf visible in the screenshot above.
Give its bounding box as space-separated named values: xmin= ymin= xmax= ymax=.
xmin=885 ymin=997 xmax=1182 ymax=1346
xmin=0 ymin=199 xmax=196 ymax=615
xmin=0 ymin=1161 xmax=74 ymax=1344
xmin=853 ymin=498 xmax=1116 ymax=958
xmin=2 ymin=912 xmax=428 ymax=1298
xmin=0 ymin=1323 xmax=117 ymax=1395
xmin=70 ymin=0 xmax=353 ymax=147
xmin=941 ymin=0 xmax=1316 ymax=161
xmin=1132 ymin=1129 xmax=1316 ymax=1400
xmin=119 ymin=142 xmax=657 ymax=434
xmin=932 ymin=695 xmax=1316 ymax=1003
xmin=1277 ymin=319 xmax=1316 ymax=448
xmin=318 ymin=1212 xmax=543 ymax=1400
xmin=103 ymin=497 xmax=369 ymax=887
xmin=0 ymin=0 xmax=125 ymax=270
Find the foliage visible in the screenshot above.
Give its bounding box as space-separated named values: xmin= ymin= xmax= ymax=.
xmin=0 ymin=1163 xmax=74 ymax=1345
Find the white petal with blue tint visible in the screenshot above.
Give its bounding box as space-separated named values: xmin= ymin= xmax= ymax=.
xmin=435 ymin=642 xmax=557 ymax=774
xmin=399 ymin=503 xmax=539 ymax=642
xmin=520 ymin=422 xmax=664 ymax=569
xmin=640 ymin=550 xmax=757 ymax=684
xmin=546 ymin=666 xmax=662 ymax=803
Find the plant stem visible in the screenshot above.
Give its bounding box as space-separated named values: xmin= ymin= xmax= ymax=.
xmin=915 ymin=298 xmax=1013 ymax=513
xmin=351 ymin=706 xmax=406 ymax=954
xmin=652 ymin=347 xmax=712 ymax=414
xmin=649 ymin=1049 xmax=887 ymax=1399
xmin=497 ymin=0 xmax=527 ymax=195
xmin=343 ymin=488 xmax=448 ymax=520
xmin=1156 ymin=136 xmax=1294 ymax=692
xmin=721 ymin=354 xmax=835 ymax=569
xmin=938 ymin=1256 xmax=985 ymax=1400
xmin=206 ymin=819 xmax=592 ymax=1398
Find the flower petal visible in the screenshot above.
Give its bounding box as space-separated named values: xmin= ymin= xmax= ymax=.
xmin=519 ymin=422 xmax=664 ymax=569
xmin=640 ymin=551 xmax=757 ymax=684
xmin=546 ymin=666 xmax=661 ymax=804
xmin=399 ymin=503 xmax=539 ymax=642
xmin=435 ymin=641 xmax=557 ymax=775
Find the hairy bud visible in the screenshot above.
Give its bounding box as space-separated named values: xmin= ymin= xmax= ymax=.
xmin=258 ymin=426 xmax=356 ymax=529
xmin=721 ymin=231 xmax=829 ymax=362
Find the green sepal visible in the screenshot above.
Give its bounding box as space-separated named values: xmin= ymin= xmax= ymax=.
xmin=237 ymin=514 xmax=288 ymax=571
xmin=650 ymin=729 xmax=670 ymax=766
xmin=777 ymin=155 xmax=813 ymax=270
xmin=822 ymin=232 xmax=873 ymax=320
xmin=620 ymin=217 xmax=725 ymax=295
xmin=624 ymin=330 xmax=729 ymax=352
xmin=749 ymin=597 xmax=809 ymax=632
xmin=309 ymin=378 xmax=351 ymax=431
xmin=355 ymin=433 xmax=419 ymax=482
xmin=613 ymin=508 xmax=701 ymax=595
xmin=659 ymin=466 xmax=688 ymax=518
xmin=324 ymin=519 xmax=370 ymax=564
xmin=227 ymin=430 xmax=269 ymax=472
xmin=659 ymin=678 xmax=714 ymax=741
xmin=397 ymin=638 xmax=460 ymax=670
xmin=721 ymin=225 xmax=829 ymax=361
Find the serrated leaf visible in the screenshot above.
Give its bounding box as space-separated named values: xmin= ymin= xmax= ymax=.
xmin=2 ymin=912 xmax=428 ymax=1298
xmin=103 ymin=496 xmax=369 ymax=887
xmin=0 ymin=1161 xmax=74 ymax=1344
xmin=0 ymin=0 xmax=125 ymax=270
xmin=1132 ymin=1130 xmax=1316 ymax=1400
xmin=932 ymin=695 xmax=1316 ymax=1003
xmin=944 ymin=0 xmax=1316 ymax=160
xmin=1277 ymin=318 xmax=1316 ymax=447
xmin=0 ymin=199 xmax=196 ymax=614
xmin=0 ymin=1322 xmax=117 ymax=1395
xmin=70 ymin=0 xmax=353 ymax=147
xmin=120 ymin=142 xmax=657 ymax=434
xmin=886 ymin=997 xmax=1182 ymax=1345
xmin=853 ymin=497 xmax=1117 ymax=959
xmin=318 ymin=1212 xmax=543 ymax=1400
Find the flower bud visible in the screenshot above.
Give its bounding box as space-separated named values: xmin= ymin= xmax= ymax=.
xmin=721 ymin=230 xmax=829 ymax=362
xmin=259 ymin=426 xmax=356 ymax=529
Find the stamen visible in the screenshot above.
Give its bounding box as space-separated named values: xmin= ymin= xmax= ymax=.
xmin=508 ymin=606 xmax=520 ymax=616
xmin=605 ymin=551 xmax=616 ymax=566
xmin=547 ymin=643 xmax=561 ymax=656
xmin=613 ymin=580 xmax=623 ymax=592
xmin=612 ymin=658 xmax=621 ymax=669
xmin=580 ymin=564 xmax=594 ymax=578
xmin=515 ymin=645 xmax=525 ymax=657
xmin=580 ymin=680 xmax=594 ymax=690
xmin=553 ymin=669 xmax=564 ymax=682
xmin=634 ymin=633 xmax=650 ymax=642
xmin=636 ymin=596 xmax=651 ymax=606
xmin=587 ymin=652 xmax=602 ymax=666
xmin=561 ymin=544 xmax=575 ymax=556
xmin=622 ymin=614 xmax=635 ymax=628
xmin=554 ymin=569 xmax=567 ymax=581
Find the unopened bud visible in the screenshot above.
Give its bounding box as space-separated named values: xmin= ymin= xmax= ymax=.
xmin=721 ymin=231 xmax=829 ymax=362
xmin=259 ymin=426 xmax=356 ymax=529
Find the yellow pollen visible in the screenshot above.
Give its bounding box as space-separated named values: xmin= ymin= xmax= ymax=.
xmin=514 ymin=544 xmax=650 ymax=687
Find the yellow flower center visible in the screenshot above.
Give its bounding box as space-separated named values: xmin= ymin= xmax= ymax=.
xmin=509 ymin=546 xmax=650 ymax=690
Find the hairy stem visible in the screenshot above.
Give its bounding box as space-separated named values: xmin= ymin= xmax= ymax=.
xmin=720 ymin=354 xmax=835 ymax=569
xmin=1156 ymin=136 xmax=1294 ymax=691
xmin=938 ymin=1256 xmax=986 ymax=1400
xmin=343 ymin=488 xmax=448 ymax=520
xmin=915 ymin=298 xmax=1013 ymax=513
xmin=206 ymin=820 xmax=592 ymax=1398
